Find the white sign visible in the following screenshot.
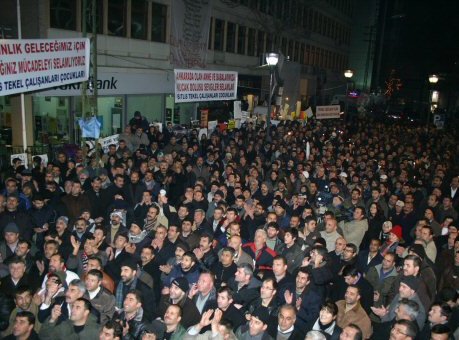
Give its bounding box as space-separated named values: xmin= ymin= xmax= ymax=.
xmin=198 ymin=128 xmax=208 ymax=140
xmin=316 ymin=105 xmax=341 ymax=119
xmin=174 ymin=69 xmax=238 ymax=103
xmin=234 ymin=101 xmax=242 ymax=119
xmin=34 ymin=154 xmax=49 ymax=166
xmin=207 ymin=120 xmax=217 ymax=133
xmin=0 ymin=38 xmax=90 ymax=96
xmin=11 ymin=153 xmax=28 ymax=167
xmin=99 ymin=134 xmax=119 ymax=153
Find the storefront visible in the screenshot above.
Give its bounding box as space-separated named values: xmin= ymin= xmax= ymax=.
xmin=31 ymin=69 xmax=198 ymax=144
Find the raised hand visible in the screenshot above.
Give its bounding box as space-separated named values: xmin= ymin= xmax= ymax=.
xmin=188 ymin=283 xmax=199 ymax=299
xmin=199 ymin=309 xmax=214 ymax=328
xmin=36 ymin=260 xmax=45 ymax=275
xmin=370 ymin=305 xmax=388 ymax=317
xmin=50 ymin=304 xmax=62 ymax=323
xmin=284 ymin=290 xmax=294 ymax=304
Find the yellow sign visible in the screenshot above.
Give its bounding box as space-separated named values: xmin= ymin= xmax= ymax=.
xmin=228 ymin=119 xmax=235 ymax=130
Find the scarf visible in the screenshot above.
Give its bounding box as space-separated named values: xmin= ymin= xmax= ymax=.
xmin=81 ymin=252 xmax=89 ymax=272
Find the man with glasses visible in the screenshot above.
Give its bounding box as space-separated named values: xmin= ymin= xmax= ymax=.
xmin=389 ymin=319 xmax=418 ymax=340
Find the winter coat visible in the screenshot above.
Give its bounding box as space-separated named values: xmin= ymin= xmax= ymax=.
xmin=39 ymin=314 xmax=101 ymax=340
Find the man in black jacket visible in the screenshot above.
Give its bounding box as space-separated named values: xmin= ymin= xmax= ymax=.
xmin=157 ymin=277 xmax=201 ymax=329
xmin=84 ymin=177 xmax=106 ymax=219
xmin=114 ymin=258 xmax=156 ymax=321
xmin=269 ymin=304 xmax=305 ymax=340
xmin=0 ymin=195 xmax=33 ymax=241
xmin=216 ymin=286 xmax=246 ymax=331
xmin=112 ymin=290 xmax=147 ymax=339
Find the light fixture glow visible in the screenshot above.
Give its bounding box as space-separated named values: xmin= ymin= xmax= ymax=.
xmin=266 ymin=52 xmax=279 ymax=66
xmin=344 ymin=69 xmax=353 ymax=78
xmin=428 ymin=74 xmax=439 ymax=84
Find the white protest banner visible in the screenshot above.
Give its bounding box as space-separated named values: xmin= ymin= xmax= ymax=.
xmin=241 ymin=111 xmax=248 ymax=123
xmin=11 ymin=153 xmax=28 ymax=167
xmin=207 ymin=120 xmax=217 ymax=133
xmin=34 ymin=154 xmax=48 ymax=166
xmin=234 ymin=101 xmax=242 ymax=119
xmin=316 ymin=105 xmax=341 ymax=119
xmin=198 ymin=128 xmax=208 ymax=140
xmin=174 ymin=69 xmax=238 ymax=103
xmin=98 ymin=134 xmax=119 ymax=153
xmin=0 ymin=38 xmax=90 ymax=96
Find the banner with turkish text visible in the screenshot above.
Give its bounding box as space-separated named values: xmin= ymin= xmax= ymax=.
xmin=170 ymin=0 xmax=211 ymax=68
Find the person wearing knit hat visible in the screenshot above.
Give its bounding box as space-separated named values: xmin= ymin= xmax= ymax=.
xmin=156 ymin=276 xmax=201 ymax=329
xmin=400 ymin=276 xmax=420 ymax=292
xmin=408 ymin=244 xmax=427 ymax=260
xmin=390 ymin=225 xmax=403 ymax=241
xmin=373 ymin=274 xmax=426 ymax=329
xmin=380 ymin=225 xmax=403 ymax=256
xmin=171 ymin=276 xmax=189 ymax=293
xmin=4 ymin=222 xmax=20 ymax=234
xmin=127 ymin=219 xmax=151 ymax=257
xmin=235 ymin=306 xmax=271 ymax=338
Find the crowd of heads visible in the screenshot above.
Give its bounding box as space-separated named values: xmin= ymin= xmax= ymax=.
xmin=0 ymin=114 xmax=458 ymax=339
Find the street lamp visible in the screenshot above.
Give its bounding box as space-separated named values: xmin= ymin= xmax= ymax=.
xmin=428 ymin=74 xmax=439 ymax=84
xmin=266 ymin=52 xmax=279 ymax=140
xmin=344 ymin=70 xmax=354 ymax=120
xmin=427 ymin=74 xmax=439 ymax=125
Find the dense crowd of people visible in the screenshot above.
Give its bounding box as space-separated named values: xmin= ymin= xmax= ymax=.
xmin=0 ymin=111 xmax=458 ymax=340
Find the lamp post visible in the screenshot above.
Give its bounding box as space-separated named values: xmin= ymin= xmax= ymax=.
xmin=427 ymin=74 xmax=439 ymax=126
xmin=266 ymin=52 xmax=279 ymax=140
xmin=344 ymin=69 xmax=353 ymax=120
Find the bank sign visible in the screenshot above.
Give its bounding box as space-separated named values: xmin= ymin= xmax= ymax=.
xmin=174 ymin=69 xmax=238 ymax=103
xmin=0 ymin=38 xmax=90 ymax=96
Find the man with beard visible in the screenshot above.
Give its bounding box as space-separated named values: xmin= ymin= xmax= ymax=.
xmin=61 ymin=181 xmax=91 ymax=225
xmin=114 ymin=258 xmax=156 ymax=321
xmin=37 ymin=278 xmax=86 ymax=324
xmin=158 ymin=277 xmax=201 ymax=329
xmin=165 ymin=251 xmax=200 ymax=287
xmin=41 ymin=253 xmax=79 ymax=289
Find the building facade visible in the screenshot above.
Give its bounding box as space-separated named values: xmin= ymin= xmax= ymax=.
xmin=0 ymin=0 xmax=353 ymax=147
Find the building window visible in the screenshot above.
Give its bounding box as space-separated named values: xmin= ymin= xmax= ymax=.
xmin=214 ymin=19 xmax=225 ymax=51
xmin=226 ymin=22 xmax=236 ymax=53
xmin=108 ymin=0 xmax=127 ymax=37
xmin=300 ymin=43 xmax=305 ymax=64
xmin=237 ymin=25 xmax=246 ymax=54
xmin=82 ymin=0 xmax=103 ymax=34
xmin=281 ymin=37 xmax=287 ymax=56
xmin=288 ymin=40 xmax=294 ymax=60
xmin=131 ymin=0 xmax=148 ymax=40
xmin=50 ymin=0 xmax=77 ymax=30
xmin=151 ymin=2 xmax=167 ymax=42
xmin=247 ymin=28 xmax=256 ymax=56
xmin=257 ymin=31 xmax=265 ymax=56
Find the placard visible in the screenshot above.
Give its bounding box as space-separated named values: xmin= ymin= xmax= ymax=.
xmin=174 ymin=69 xmax=238 ymax=103
xmin=11 ymin=153 xmax=28 ymax=167
xmin=0 ymin=38 xmax=90 ymax=96
xmin=316 ymin=105 xmax=341 ymax=119
xmin=34 ymin=154 xmax=48 ymax=166
xmin=98 ymin=134 xmax=119 ymax=153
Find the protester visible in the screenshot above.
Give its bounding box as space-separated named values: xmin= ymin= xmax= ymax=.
xmin=1 ymin=115 xmax=459 ymax=338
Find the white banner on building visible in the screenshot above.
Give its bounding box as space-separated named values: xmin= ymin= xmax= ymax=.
xmin=174 ymin=69 xmax=238 ymax=103
xmin=99 ymin=134 xmax=119 ymax=153
xmin=316 ymin=105 xmax=341 ymax=119
xmin=170 ymin=0 xmax=211 ymax=68
xmin=0 ymin=38 xmax=90 ymax=96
